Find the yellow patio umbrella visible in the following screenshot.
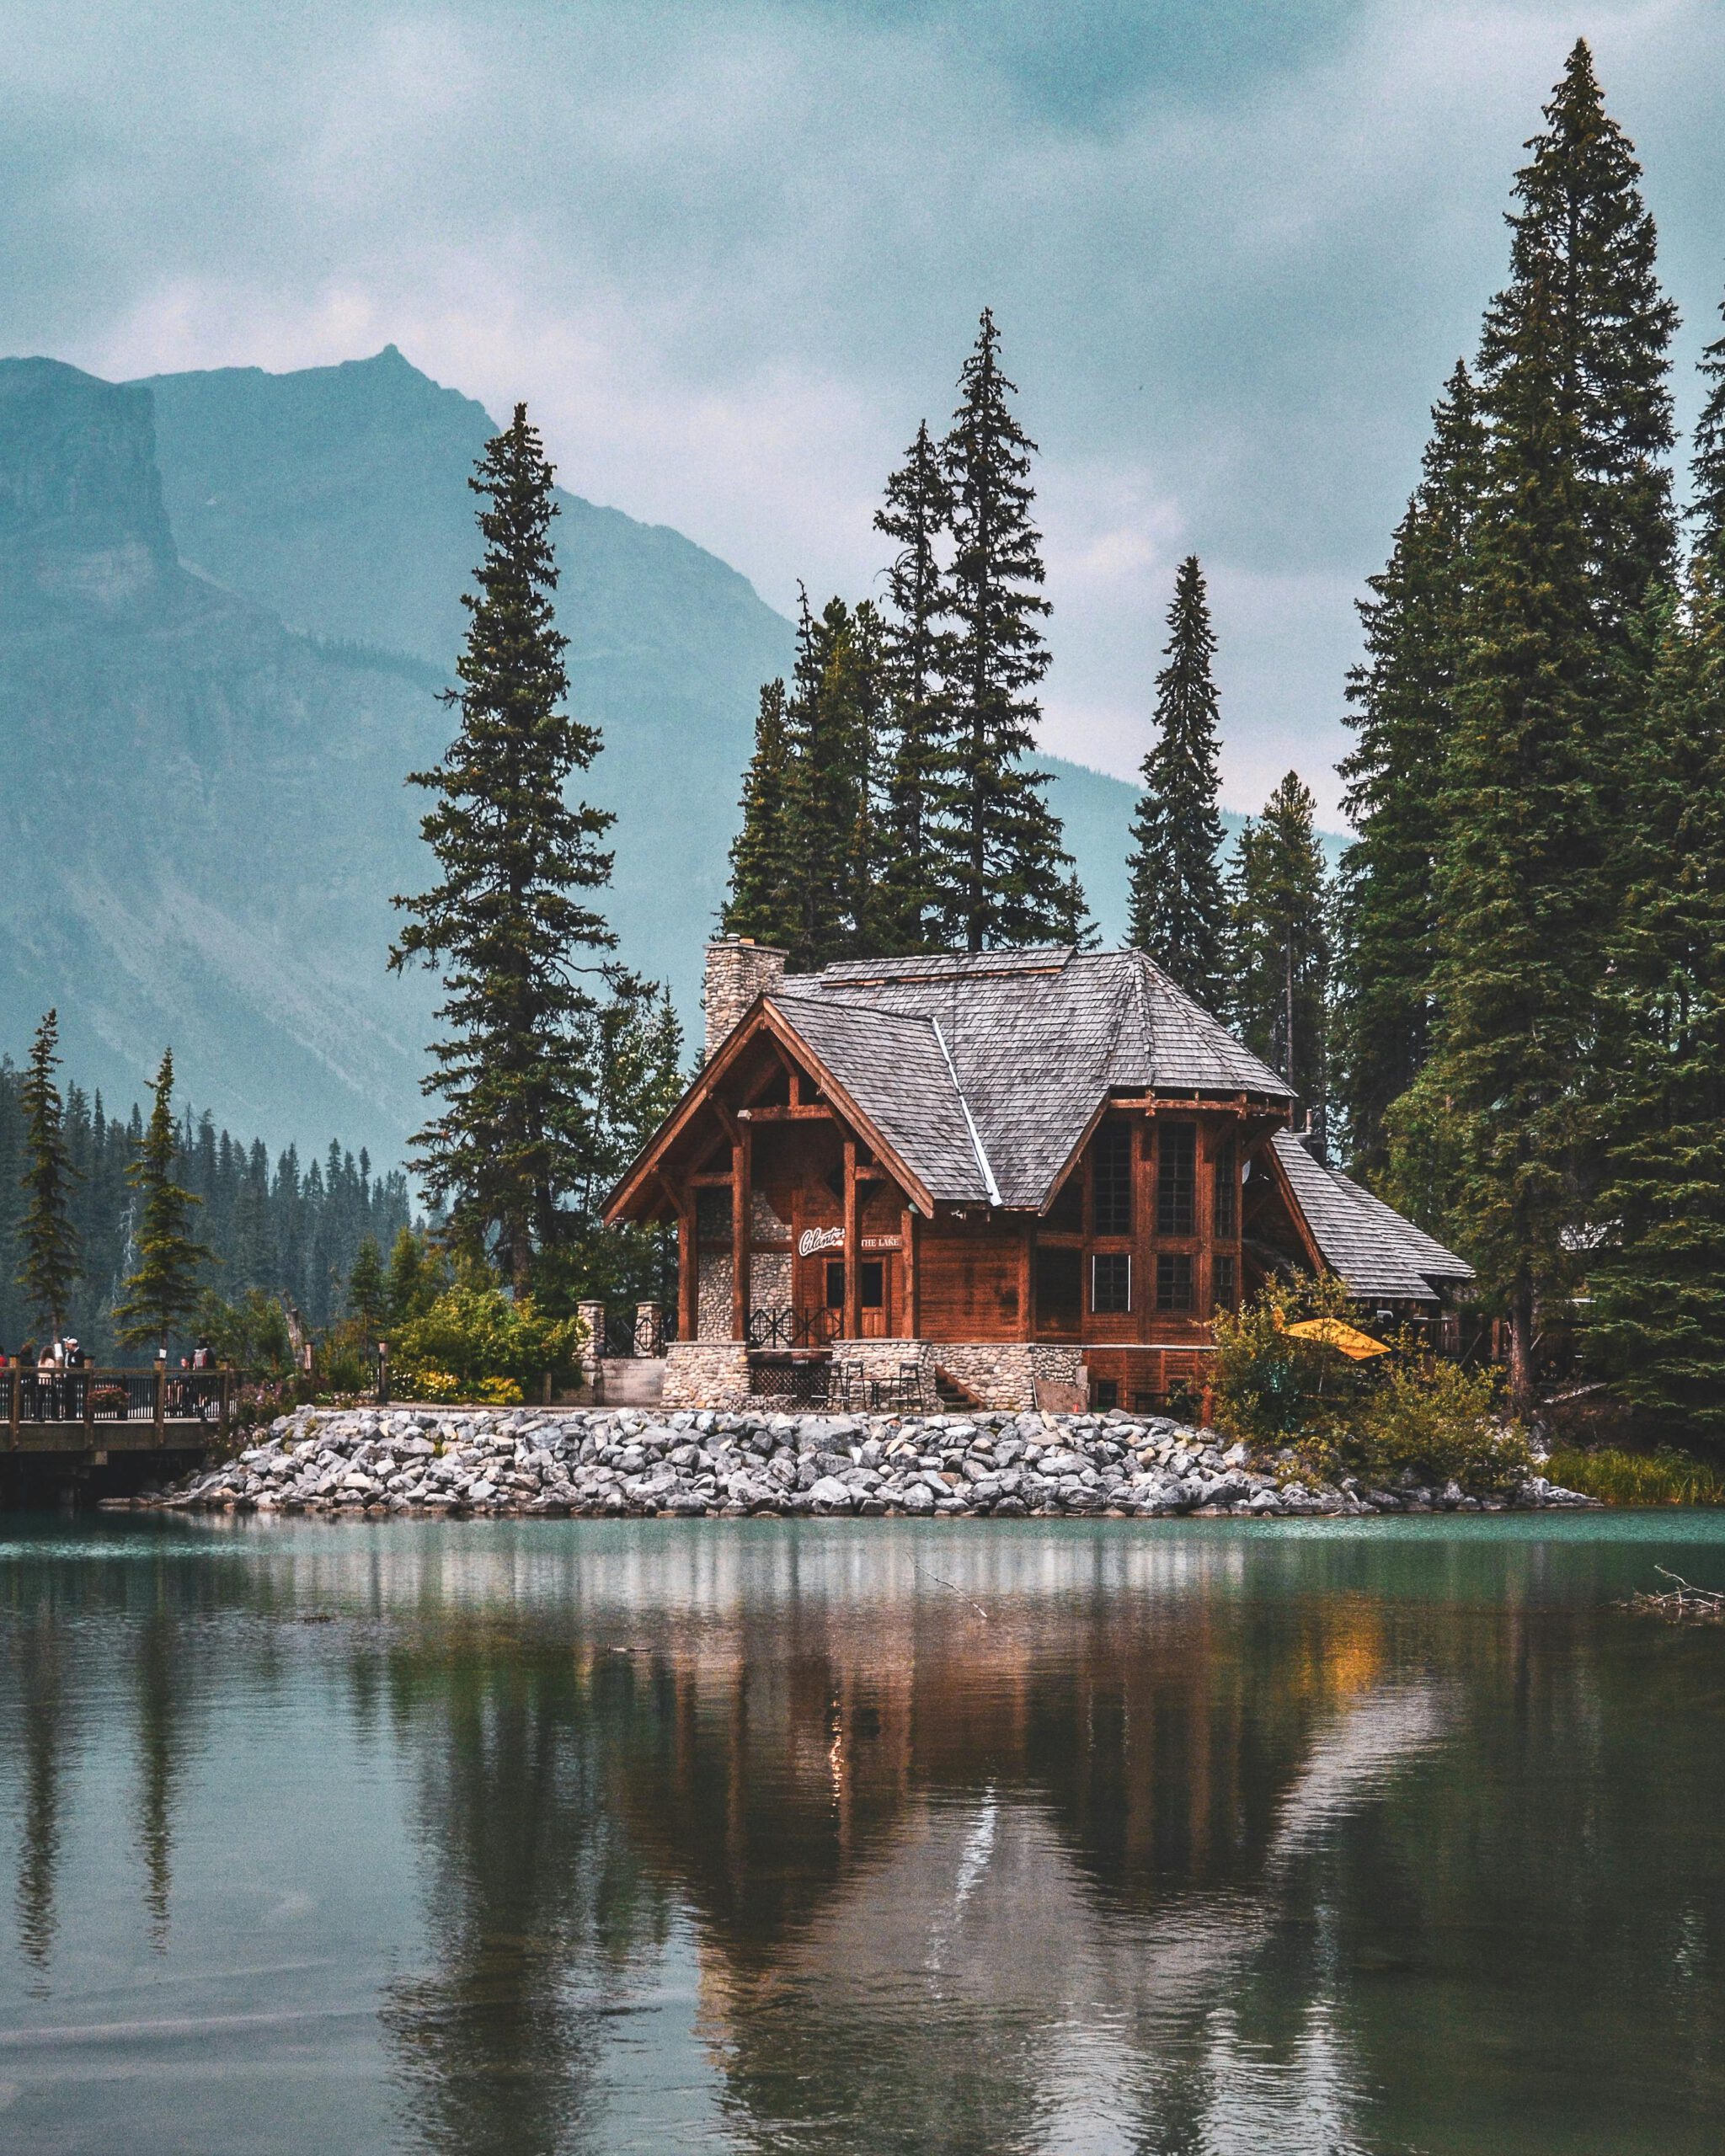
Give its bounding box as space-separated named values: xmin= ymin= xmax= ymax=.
xmin=1283 ymin=1316 xmax=1392 ymax=1360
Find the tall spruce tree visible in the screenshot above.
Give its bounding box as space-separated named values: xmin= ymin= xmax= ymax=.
xmin=113 ymin=1051 xmax=208 ymax=1353
xmin=390 ymin=404 xmax=617 ymax=1289
xmin=1126 ymin=556 xmax=1227 ymax=1005
xmin=722 ymin=678 xmax=798 ymax=951
xmin=1413 ymin=234 xmax=1600 ymax=1407
xmin=1333 ymin=363 xmax=1483 ymax=1173
xmin=1583 ymin=292 xmax=1725 ymax=1430
xmin=1403 ymin=43 xmax=1676 ymax=1404
xmin=874 ymin=420 xmax=953 ymax=953
xmin=932 ymin=309 xmax=1081 ymax=948
xmin=15 ymin=1010 xmax=80 ymax=1340
xmin=1227 ymin=776 xmax=1332 ymax=1140
xmin=778 ymin=591 xmax=886 ymax=969
xmin=1477 ymin=40 xmax=1677 ymax=664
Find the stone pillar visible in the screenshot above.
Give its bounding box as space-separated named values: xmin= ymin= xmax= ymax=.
xmin=577 ymin=1300 xmax=606 ymax=1384
xmin=704 ymin=937 xmax=788 ymax=1060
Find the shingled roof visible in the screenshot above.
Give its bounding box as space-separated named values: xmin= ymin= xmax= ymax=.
xmin=770 ymin=947 xmax=1290 ymax=1211
xmin=1270 ymin=1130 xmax=1474 ymax=1304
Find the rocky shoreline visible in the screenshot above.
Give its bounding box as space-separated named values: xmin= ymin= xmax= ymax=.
xmin=107 ymin=1404 xmax=1598 ymax=1519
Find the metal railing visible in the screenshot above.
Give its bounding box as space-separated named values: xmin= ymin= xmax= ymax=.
xmin=746 ymin=1305 xmax=841 ymax=1352
xmin=3 ymin=1364 xmax=235 ymax=1445
xmin=601 ymin=1307 xmax=676 ymax=1359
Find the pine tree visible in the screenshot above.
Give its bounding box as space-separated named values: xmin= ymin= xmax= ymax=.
xmin=932 ymin=309 xmax=1081 ymax=948
xmin=721 ymin=679 xmax=798 ymax=950
xmin=1583 ymin=291 xmax=1725 ymax=1430
xmin=1478 ymin=40 xmax=1677 ymax=662
xmin=777 ymin=592 xmax=884 ymax=969
xmin=113 ymin=1051 xmax=209 ymax=1353
xmin=346 ymin=1236 xmax=387 ymax=1333
xmin=1126 ymin=556 xmax=1227 ymax=1005
xmin=874 ymin=421 xmax=953 ymax=953
xmin=1415 ymin=227 xmax=1602 ymax=1408
xmin=1334 ymin=362 xmax=1484 ymax=1172
xmin=1402 ymin=44 xmax=1676 ymax=1406
xmin=1227 ymin=776 xmax=1332 ymax=1139
xmin=15 ymin=1011 xmax=80 ymax=1340
xmin=1585 ymin=583 xmax=1725 ymax=1430
xmin=389 ymin=403 xmax=617 ymax=1289
xmin=1694 ymin=291 xmax=1725 ymax=574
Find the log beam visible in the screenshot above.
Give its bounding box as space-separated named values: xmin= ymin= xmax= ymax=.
xmin=731 ymin=1134 xmax=751 ymax=1342
xmin=843 ymin=1139 xmax=861 ymax=1339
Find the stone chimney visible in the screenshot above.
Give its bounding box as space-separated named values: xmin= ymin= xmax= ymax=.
xmin=704 ymin=937 xmax=788 ymax=1060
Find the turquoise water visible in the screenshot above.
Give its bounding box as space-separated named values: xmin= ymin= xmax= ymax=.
xmin=3 ymin=1511 xmax=1723 ymax=2155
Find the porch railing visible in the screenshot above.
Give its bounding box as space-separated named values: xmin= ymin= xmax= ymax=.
xmin=746 ymin=1306 xmax=841 ymax=1352
xmin=3 ymin=1364 xmax=235 ymax=1445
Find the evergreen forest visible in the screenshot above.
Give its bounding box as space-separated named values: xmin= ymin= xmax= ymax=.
xmin=0 ymin=1048 xmax=413 ymax=1358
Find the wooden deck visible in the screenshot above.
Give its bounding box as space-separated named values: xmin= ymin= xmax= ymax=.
xmin=3 ymin=1366 xmax=233 ymax=1456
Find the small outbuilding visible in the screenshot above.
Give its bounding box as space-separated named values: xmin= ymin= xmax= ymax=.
xmin=602 ymin=940 xmax=1473 ymax=1412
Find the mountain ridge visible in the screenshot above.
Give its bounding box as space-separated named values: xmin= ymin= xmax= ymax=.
xmin=3 ymin=343 xmax=1290 ymax=1167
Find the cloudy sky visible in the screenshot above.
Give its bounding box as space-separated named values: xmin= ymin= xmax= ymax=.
xmin=4 ymin=0 xmax=1722 ymax=819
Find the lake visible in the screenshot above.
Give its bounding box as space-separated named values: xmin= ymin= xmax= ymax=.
xmin=3 ymin=1512 xmax=1722 ymax=2155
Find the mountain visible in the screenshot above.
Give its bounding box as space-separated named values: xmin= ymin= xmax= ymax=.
xmin=0 ymin=356 xmax=452 ymax=1161
xmin=0 ymin=344 xmax=1206 ymax=1166
xmin=142 ymin=350 xmax=1152 ymax=945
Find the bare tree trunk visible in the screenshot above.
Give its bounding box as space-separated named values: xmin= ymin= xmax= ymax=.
xmin=1507 ymin=1278 xmax=1535 ymax=1414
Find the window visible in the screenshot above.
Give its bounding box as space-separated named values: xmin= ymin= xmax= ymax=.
xmin=1157 ymin=1123 xmax=1195 ymax=1235
xmin=696 ymin=1187 xmax=730 ymax=1240
xmin=1092 ymin=1378 xmax=1120 ymax=1411
xmin=1212 ymin=1254 xmax=1236 ymax=1313
xmin=1156 ymin=1252 xmax=1194 ymax=1311
xmin=1093 ymin=1123 xmax=1134 ymax=1235
xmin=1035 ymin=1246 xmax=1082 ymax=1330
xmin=825 ymin=1260 xmax=846 ymax=1309
xmin=1213 ymin=1139 xmax=1238 ymax=1238
xmin=860 ymin=1260 xmax=884 ymax=1309
xmin=1092 ymin=1252 xmax=1132 ymax=1314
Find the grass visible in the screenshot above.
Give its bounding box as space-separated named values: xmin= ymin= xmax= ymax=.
xmin=1546 ymin=1445 xmax=1725 ymax=1507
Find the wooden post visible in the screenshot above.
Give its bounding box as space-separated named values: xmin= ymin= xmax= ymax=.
xmin=152 ymin=1360 xmax=165 ymax=1446
xmin=901 ymin=1208 xmax=919 ymax=1338
xmin=8 ymin=1361 xmax=18 ymax=1449
xmin=219 ymin=1367 xmax=232 ymax=1442
xmin=842 ymin=1139 xmax=861 ymax=1340
xmin=1017 ymin=1224 xmax=1032 ymax=1341
xmin=84 ymin=1366 xmax=96 ymax=1439
xmin=678 ymin=1208 xmax=697 ymax=1342
xmin=730 ymin=1134 xmax=751 ymax=1342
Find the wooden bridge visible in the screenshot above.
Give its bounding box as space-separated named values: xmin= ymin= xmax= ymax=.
xmin=3 ymin=1366 xmax=235 ymax=1457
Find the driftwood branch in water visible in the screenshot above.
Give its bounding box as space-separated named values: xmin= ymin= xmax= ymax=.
xmin=1619 ymin=1566 xmax=1725 ymax=1625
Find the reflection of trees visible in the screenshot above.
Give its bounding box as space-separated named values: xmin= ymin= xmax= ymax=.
xmin=377 ymin=1632 xmax=671 ymax=2156
xmin=133 ymin=1604 xmax=195 ymax=1945
xmin=594 ymin=1574 xmax=1423 ymax=2153
xmin=11 ymin=1605 xmax=72 ymax=1983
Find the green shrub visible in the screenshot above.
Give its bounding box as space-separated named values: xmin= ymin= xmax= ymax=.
xmin=391 ymin=1283 xmax=581 ymax=1401
xmin=1210 ymin=1272 xmax=1373 ymax=1452
xmin=1211 ymin=1271 xmax=1529 ymax=1493
xmin=1545 ymin=1446 xmax=1725 ymax=1507
xmin=1348 ymin=1358 xmax=1530 ymax=1493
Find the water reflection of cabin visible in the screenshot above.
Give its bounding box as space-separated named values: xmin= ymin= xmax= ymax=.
xmin=603 ymin=940 xmax=1472 ymax=1413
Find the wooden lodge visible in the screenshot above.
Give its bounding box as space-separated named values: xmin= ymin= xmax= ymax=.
xmin=603 ymin=940 xmax=1474 ymax=1413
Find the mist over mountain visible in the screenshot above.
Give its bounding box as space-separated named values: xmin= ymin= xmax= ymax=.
xmin=3 ymin=344 xmax=1151 ymax=1166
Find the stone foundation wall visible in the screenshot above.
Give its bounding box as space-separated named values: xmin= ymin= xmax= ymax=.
xmin=930 ymin=1342 xmax=1087 ymax=1413
xmin=661 ymin=1340 xmax=751 ymax=1410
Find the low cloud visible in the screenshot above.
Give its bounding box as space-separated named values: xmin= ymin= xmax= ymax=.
xmin=4 ymin=0 xmax=1722 ymax=820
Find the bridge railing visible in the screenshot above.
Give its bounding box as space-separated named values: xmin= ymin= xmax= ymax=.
xmin=3 ymin=1364 xmax=237 ymax=1446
